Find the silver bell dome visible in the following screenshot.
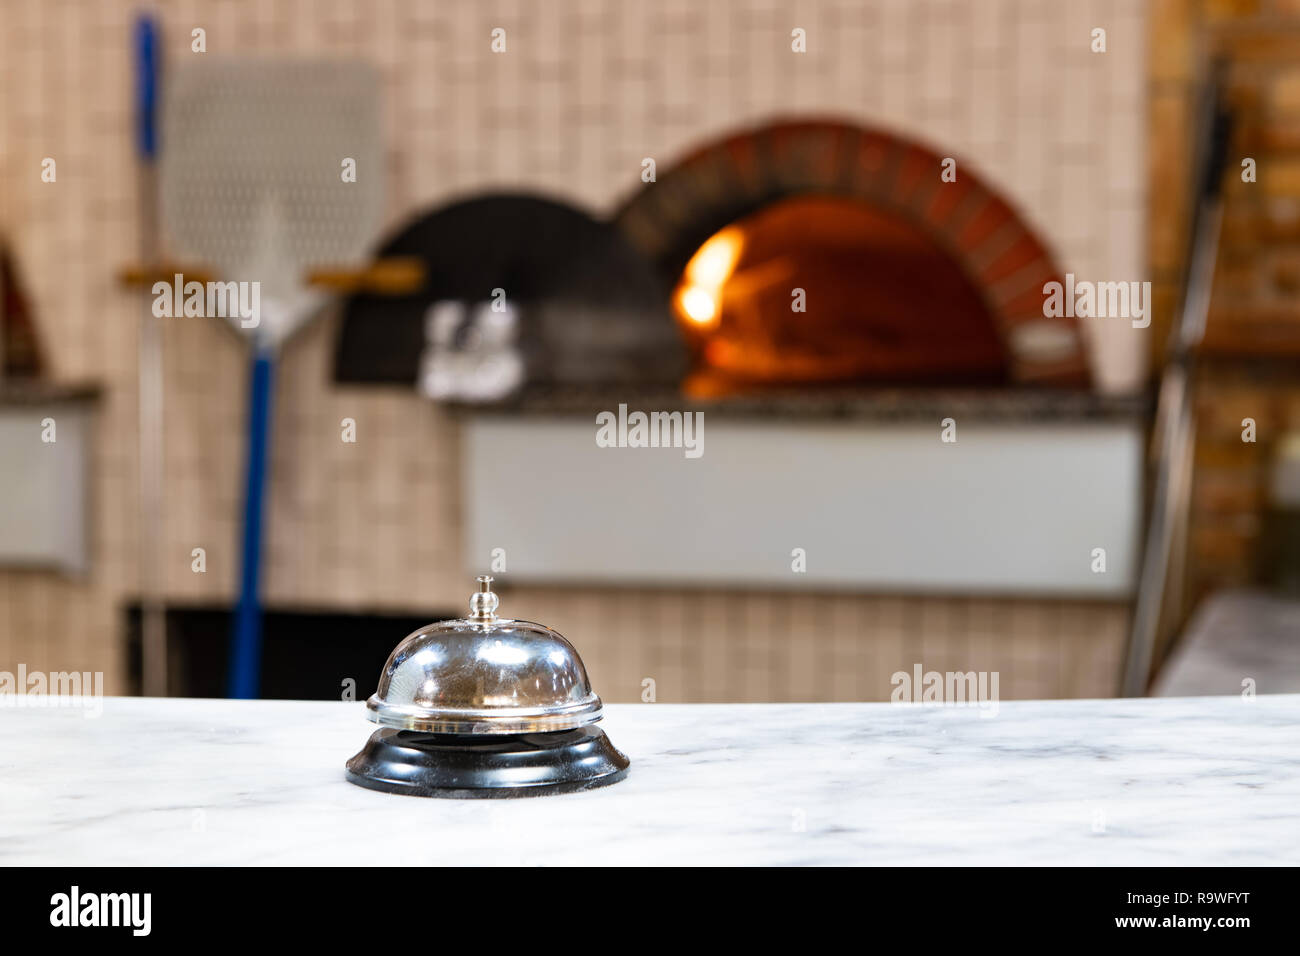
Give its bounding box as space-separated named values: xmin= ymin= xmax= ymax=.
xmin=365 ymin=576 xmax=604 ymax=734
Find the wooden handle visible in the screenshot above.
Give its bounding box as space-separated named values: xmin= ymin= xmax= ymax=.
xmin=306 ymin=258 xmax=426 ymax=295
xmin=120 ymin=258 xmax=427 ymax=296
xmin=118 ymin=264 xmax=217 ymax=288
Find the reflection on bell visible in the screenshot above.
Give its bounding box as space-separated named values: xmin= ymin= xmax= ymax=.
xmin=345 ymin=576 xmax=630 ymax=798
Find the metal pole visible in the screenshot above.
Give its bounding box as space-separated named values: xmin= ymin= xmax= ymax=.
xmin=135 ymin=14 xmax=167 ymax=697
xmin=1120 ymin=65 xmax=1231 ymax=696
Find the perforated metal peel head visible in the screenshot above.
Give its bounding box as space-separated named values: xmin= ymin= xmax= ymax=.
xmin=160 ymin=59 xmax=384 ymax=345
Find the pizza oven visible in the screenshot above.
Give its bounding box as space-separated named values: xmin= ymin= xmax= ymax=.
xmin=334 ymin=120 xmax=1090 ymax=399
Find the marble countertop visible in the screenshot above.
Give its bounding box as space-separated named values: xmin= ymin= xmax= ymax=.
xmin=2 ymin=695 xmax=1297 ymax=866
xmin=1156 ymin=589 xmax=1300 ymax=697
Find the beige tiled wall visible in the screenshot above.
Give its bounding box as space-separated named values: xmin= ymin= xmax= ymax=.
xmin=0 ymin=0 xmax=1140 ymax=699
xmin=532 ymin=588 xmax=1128 ymax=703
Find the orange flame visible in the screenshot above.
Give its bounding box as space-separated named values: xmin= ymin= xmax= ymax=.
xmin=673 ymin=226 xmax=744 ymax=331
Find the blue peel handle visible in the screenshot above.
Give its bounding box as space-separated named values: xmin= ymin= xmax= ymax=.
xmin=134 ymin=15 xmax=159 ymax=160
xmin=228 ymin=354 xmax=274 ymax=699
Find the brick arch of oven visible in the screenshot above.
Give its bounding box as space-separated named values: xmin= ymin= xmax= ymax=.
xmin=611 ymin=119 xmax=1090 ymax=386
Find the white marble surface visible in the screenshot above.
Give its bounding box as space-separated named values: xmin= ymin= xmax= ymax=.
xmin=1156 ymin=589 xmax=1300 ymax=696
xmin=2 ymin=695 xmax=1298 ymax=865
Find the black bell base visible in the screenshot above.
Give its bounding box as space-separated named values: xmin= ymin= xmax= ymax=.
xmin=345 ymin=725 xmax=630 ymax=799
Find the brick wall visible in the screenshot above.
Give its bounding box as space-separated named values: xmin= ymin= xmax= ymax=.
xmin=1149 ymin=0 xmax=1300 ymax=613
xmin=0 ymin=0 xmax=1144 ymax=700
